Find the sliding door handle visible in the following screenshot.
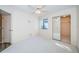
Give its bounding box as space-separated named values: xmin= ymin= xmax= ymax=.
xmin=9 ymin=29 xmax=13 ymax=31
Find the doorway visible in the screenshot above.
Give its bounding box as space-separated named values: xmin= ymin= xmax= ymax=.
xmin=0 ymin=9 xmax=11 ymax=51
xmin=60 ymin=15 xmax=71 ymax=44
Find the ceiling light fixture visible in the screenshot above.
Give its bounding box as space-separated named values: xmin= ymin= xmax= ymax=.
xmin=30 ymin=5 xmax=45 ymax=14
xmin=35 ymin=8 xmax=41 ymax=14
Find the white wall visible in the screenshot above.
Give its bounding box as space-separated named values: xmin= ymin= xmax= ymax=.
xmin=38 ymin=15 xmax=50 ymax=40
xmin=52 ymin=7 xmax=77 ymax=47
xmin=0 ymin=6 xmax=38 ymax=44
xmin=39 ymin=7 xmax=78 ymax=47
xmin=76 ymin=6 xmax=79 ymax=50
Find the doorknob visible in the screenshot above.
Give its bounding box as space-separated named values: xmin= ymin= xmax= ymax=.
xmin=9 ymin=29 xmax=13 ymax=31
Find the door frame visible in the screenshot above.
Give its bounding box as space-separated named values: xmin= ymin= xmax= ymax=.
xmin=0 ymin=9 xmax=11 ymax=48
xmin=52 ymin=15 xmax=71 ymax=44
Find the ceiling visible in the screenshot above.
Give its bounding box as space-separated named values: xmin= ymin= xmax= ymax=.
xmin=14 ymin=5 xmax=75 ymax=14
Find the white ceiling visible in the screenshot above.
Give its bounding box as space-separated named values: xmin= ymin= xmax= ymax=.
xmin=14 ymin=5 xmax=76 ymax=14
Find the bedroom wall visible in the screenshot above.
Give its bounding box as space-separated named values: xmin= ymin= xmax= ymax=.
xmin=52 ymin=7 xmax=77 ymax=47
xmin=38 ymin=15 xmax=51 ymax=40
xmin=39 ymin=7 xmax=78 ymax=47
xmin=0 ymin=5 xmax=38 ymax=44
xmin=76 ymin=6 xmax=79 ymax=50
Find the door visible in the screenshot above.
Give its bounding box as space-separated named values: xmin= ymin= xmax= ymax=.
xmin=52 ymin=16 xmax=60 ymax=40
xmin=60 ymin=15 xmax=71 ymax=44
xmin=2 ymin=14 xmax=11 ymax=48
xmin=0 ymin=14 xmax=2 ymax=48
xmin=0 ymin=9 xmax=11 ymax=51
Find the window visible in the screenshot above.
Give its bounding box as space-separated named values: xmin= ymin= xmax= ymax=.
xmin=40 ymin=18 xmax=48 ymax=29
